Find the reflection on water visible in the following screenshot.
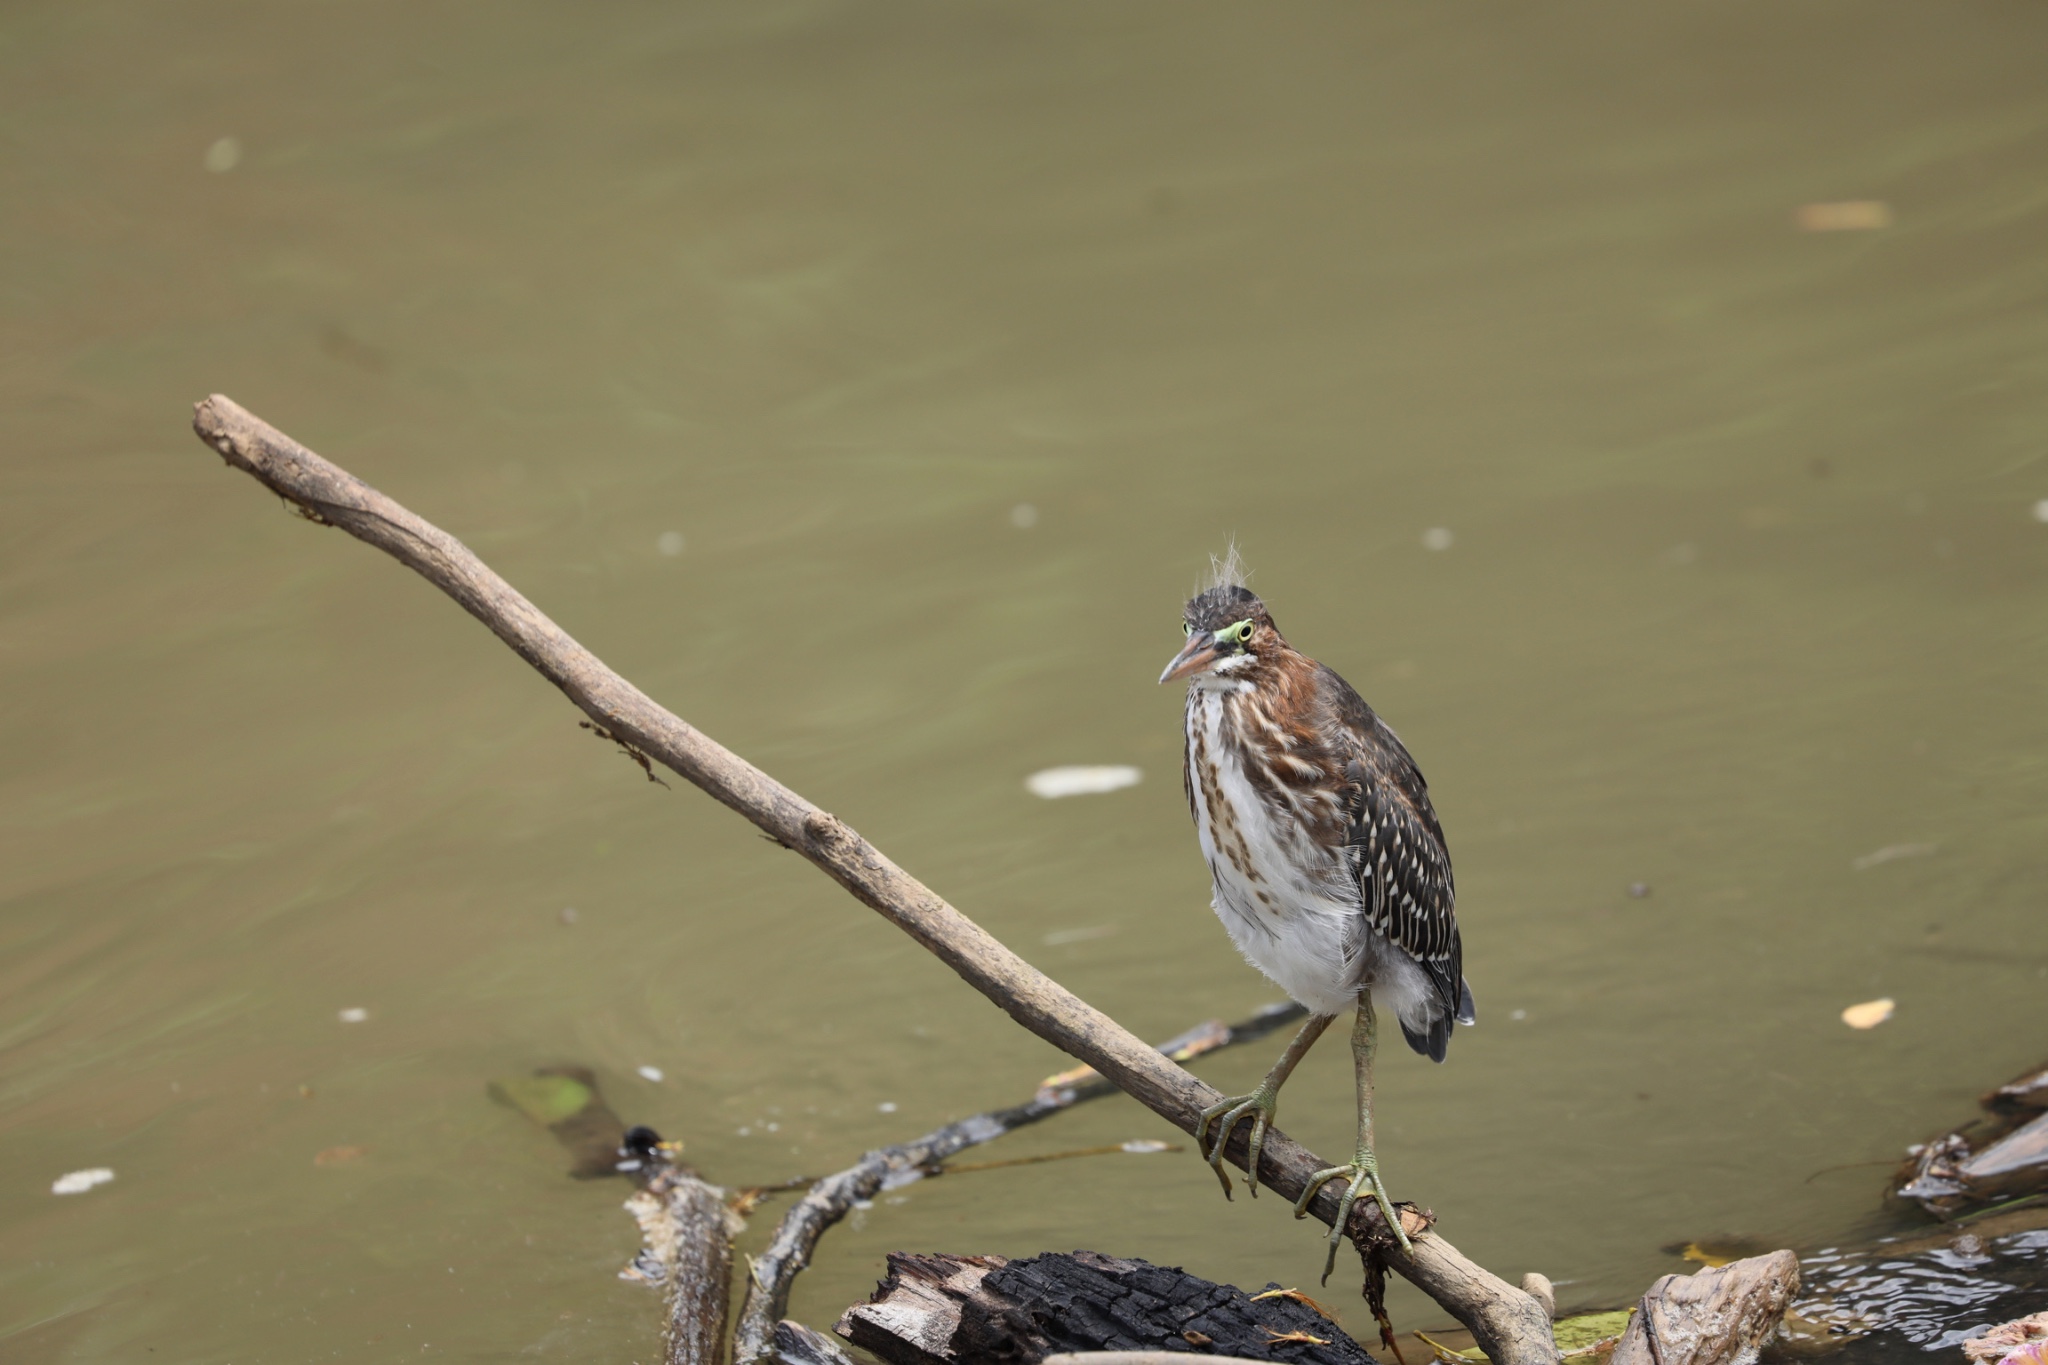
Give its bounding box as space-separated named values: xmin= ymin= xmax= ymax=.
xmin=1805 ymin=1227 xmax=2048 ymax=1361
xmin=4 ymin=1 xmax=2048 ymax=1360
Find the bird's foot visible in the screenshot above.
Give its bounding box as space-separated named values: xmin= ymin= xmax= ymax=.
xmin=1195 ymin=1087 xmax=1279 ymax=1199
xmin=1293 ymin=1149 xmax=1410 ymax=1283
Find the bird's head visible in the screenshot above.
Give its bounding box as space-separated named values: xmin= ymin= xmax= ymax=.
xmin=1158 ymin=583 xmax=1282 ymax=687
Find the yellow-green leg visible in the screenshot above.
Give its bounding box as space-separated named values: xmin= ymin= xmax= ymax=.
xmin=1293 ymin=994 xmax=1411 ymax=1282
xmin=1196 ymin=1013 xmax=1334 ymax=1198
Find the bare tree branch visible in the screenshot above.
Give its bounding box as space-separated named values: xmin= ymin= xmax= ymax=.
xmin=188 ymin=394 xmax=1559 ymax=1365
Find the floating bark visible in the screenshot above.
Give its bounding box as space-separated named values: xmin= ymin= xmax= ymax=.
xmin=190 ymin=395 xmax=1557 ymax=1365
xmin=1606 ymin=1252 xmax=1798 ymax=1365
xmin=836 ymin=1251 xmax=1379 ymax=1365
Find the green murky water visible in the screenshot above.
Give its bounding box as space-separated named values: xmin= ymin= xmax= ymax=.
xmin=5 ymin=3 xmax=2048 ymax=1359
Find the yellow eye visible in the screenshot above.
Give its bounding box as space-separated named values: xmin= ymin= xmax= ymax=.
xmin=1231 ymin=620 xmax=1255 ymax=645
xmin=1183 ymin=622 xmax=1194 ymax=637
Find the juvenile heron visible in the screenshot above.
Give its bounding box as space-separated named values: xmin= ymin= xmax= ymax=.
xmin=1158 ymin=556 xmax=1474 ymax=1278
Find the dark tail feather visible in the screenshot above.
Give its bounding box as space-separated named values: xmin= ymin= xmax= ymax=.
xmin=1399 ymin=978 xmax=1475 ymax=1064
xmin=1400 ymin=1014 xmax=1452 ymax=1064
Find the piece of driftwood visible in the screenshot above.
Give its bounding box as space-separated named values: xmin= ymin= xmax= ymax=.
xmin=1961 ymin=1311 xmax=2048 ymax=1365
xmin=1517 ymin=1274 xmax=1556 ymax=1323
xmin=1897 ymin=1058 xmax=2048 ymax=1216
xmin=1958 ymin=1112 xmax=2048 ymax=1200
xmin=621 ymin=1163 xmax=741 ymax=1365
xmin=188 ymin=396 xmax=1557 ymax=1365
xmin=837 ymin=1251 xmax=1377 ymax=1365
xmin=1607 ymin=1252 xmax=1798 ymax=1365
xmin=733 ymin=1003 xmax=1309 ymax=1364
xmin=1983 ymin=1062 xmax=2048 ymax=1118
xmin=770 ymin=1319 xmax=859 ymax=1365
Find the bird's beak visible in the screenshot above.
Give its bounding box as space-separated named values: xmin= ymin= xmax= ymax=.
xmin=1158 ymin=632 xmax=1220 ymax=685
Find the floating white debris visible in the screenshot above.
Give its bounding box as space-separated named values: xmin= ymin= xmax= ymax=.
xmin=1009 ymin=503 xmax=1038 ymax=529
xmin=877 ymin=1101 xmax=898 ymax=1114
xmin=1422 ymin=527 xmax=1454 ymax=551
xmin=1509 ymin=1009 xmax=1529 ymax=1022
xmin=337 ymin=1007 xmax=369 ymax=1023
xmin=656 ymin=531 xmax=685 ymax=556
xmin=637 ymin=1066 xmax=665 ymax=1083
xmin=2033 ymin=499 xmax=2048 ymax=525
xmin=203 ymin=137 xmax=241 ymax=173
xmin=1842 ymin=998 xmax=1895 ymax=1030
xmin=1119 ymin=1139 xmax=1170 ymax=1154
xmin=559 ymin=906 xmax=578 ymax=924
xmin=1853 ymin=843 xmax=1935 ymax=871
xmin=1025 ymin=765 xmax=1141 ymax=799
xmin=52 ymin=1168 xmax=115 ymax=1195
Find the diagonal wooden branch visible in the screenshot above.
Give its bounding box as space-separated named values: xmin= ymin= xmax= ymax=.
xmin=188 ymin=394 xmax=1558 ymax=1365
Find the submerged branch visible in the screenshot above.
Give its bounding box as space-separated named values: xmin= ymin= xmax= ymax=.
xmin=189 ymin=395 xmax=1559 ymax=1365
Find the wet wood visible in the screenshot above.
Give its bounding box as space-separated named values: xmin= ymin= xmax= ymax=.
xmin=1959 ymin=1111 xmax=2048 ymax=1199
xmin=836 ymin=1251 xmax=1378 ymax=1365
xmin=1983 ymin=1062 xmax=2048 ymax=1116
xmin=188 ymin=394 xmax=1559 ymax=1365
xmin=770 ymin=1319 xmax=857 ymax=1365
xmin=621 ymin=1165 xmax=738 ymax=1365
xmin=1607 ymin=1251 xmax=1798 ymax=1365
xmin=1898 ymin=1057 xmax=2048 ymax=1214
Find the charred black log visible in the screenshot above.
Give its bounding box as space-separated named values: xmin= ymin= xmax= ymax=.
xmin=836 ymin=1251 xmax=1376 ymax=1365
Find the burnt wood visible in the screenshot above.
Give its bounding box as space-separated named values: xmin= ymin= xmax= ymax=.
xmin=837 ymin=1251 xmax=1376 ymax=1365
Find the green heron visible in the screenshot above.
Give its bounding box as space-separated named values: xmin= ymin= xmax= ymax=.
xmin=1158 ymin=555 xmax=1474 ymax=1279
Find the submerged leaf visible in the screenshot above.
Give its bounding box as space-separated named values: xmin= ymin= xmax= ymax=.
xmin=490 ymin=1073 xmax=596 ymax=1126
xmin=1554 ymin=1310 xmax=1633 ymax=1356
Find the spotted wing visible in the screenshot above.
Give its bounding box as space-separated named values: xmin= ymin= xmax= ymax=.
xmin=1319 ymin=667 xmax=1468 ymax=1053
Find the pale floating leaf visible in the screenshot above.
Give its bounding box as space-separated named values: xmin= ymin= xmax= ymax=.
xmin=51 ymin=1168 xmax=115 ymax=1195
xmin=1025 ymin=765 xmax=1141 ymax=799
xmin=1842 ymin=998 xmax=1895 ymax=1030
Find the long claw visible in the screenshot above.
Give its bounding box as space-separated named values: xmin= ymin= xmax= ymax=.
xmin=1196 ymin=1089 xmax=1278 ymax=1199
xmin=1292 ymin=1155 xmax=1412 ymax=1284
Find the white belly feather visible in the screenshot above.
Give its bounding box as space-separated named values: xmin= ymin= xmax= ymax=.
xmin=1187 ymin=686 xmax=1436 ymax=1029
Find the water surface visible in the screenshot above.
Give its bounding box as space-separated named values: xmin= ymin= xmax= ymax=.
xmin=4 ymin=3 xmax=2048 ymax=1360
